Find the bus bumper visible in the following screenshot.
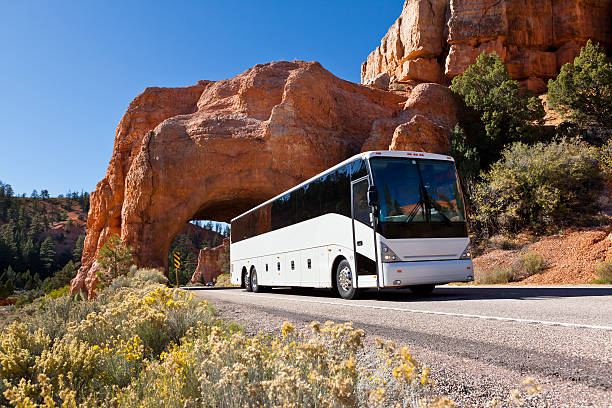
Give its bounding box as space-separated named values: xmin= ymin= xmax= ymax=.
xmin=381 ymin=259 xmax=474 ymax=287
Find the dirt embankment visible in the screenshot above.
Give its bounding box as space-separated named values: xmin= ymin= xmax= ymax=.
xmin=473 ymin=226 xmax=612 ymax=284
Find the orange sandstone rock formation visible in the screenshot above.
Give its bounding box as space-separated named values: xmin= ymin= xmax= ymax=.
xmin=362 ymin=83 xmax=457 ymax=153
xmin=190 ymin=238 xmax=230 ymax=284
xmin=71 ymin=61 xmax=411 ymax=297
xmin=362 ymin=0 xmax=612 ymax=92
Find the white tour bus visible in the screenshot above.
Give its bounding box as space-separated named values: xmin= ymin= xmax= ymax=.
xmin=230 ymin=151 xmax=473 ymax=299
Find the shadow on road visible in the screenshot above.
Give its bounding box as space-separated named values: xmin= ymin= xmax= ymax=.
xmin=237 ymin=285 xmax=612 ymax=302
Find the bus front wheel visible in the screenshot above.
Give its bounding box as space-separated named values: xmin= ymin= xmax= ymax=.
xmin=251 ymin=269 xmax=266 ymax=293
xmin=336 ymin=260 xmax=359 ymax=300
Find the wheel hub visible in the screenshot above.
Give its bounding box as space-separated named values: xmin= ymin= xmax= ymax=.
xmin=338 ymin=266 xmax=352 ymax=292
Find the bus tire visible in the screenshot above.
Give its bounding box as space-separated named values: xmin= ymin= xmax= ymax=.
xmin=251 ymin=268 xmax=265 ymax=293
xmin=408 ymin=284 xmax=435 ymax=296
xmin=336 ymin=260 xmax=359 ymax=300
xmin=243 ymin=269 xmax=252 ymax=292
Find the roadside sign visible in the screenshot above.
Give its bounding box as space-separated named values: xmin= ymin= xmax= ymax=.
xmin=173 ymin=251 xmax=181 ymax=268
xmin=173 ymin=251 xmax=180 ymax=287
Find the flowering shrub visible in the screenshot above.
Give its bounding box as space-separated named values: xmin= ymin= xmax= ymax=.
xmin=0 ymin=269 xmax=541 ymax=407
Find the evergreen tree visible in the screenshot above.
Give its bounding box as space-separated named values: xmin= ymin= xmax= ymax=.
xmin=548 ymin=40 xmax=612 ymax=130
xmin=24 ymin=270 xmax=34 ymax=290
xmin=450 ymin=51 xmax=545 ymax=166
xmin=448 ymin=125 xmax=480 ymax=197
xmin=0 ymin=279 xmax=14 ymax=300
xmin=97 ymin=234 xmax=133 ymax=287
xmin=22 ymin=238 xmax=39 ymax=272
xmin=73 ymin=235 xmax=85 ymax=263
xmin=5 ymin=266 xmax=23 ymax=289
xmin=41 ymin=260 xmax=78 ymax=292
xmin=39 ymin=236 xmax=56 ymax=273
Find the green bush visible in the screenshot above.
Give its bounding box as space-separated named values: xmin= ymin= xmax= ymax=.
xmin=0 ymin=279 xmax=14 ymax=300
xmin=45 ymin=285 xmax=70 ymax=299
xmin=476 ymin=266 xmax=515 ymax=284
xmin=595 ymin=259 xmax=612 ymax=283
xmin=519 ymin=251 xmax=546 ymax=277
xmin=472 ymin=138 xmax=603 ymax=235
xmin=451 ymin=51 xmax=545 ymax=166
xmin=548 ymin=40 xmax=612 ymax=130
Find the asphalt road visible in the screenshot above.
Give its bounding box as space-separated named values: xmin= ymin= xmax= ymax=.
xmin=192 ymin=285 xmax=612 ymax=406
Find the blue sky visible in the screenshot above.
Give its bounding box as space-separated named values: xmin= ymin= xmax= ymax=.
xmin=0 ymin=1 xmax=401 ymax=196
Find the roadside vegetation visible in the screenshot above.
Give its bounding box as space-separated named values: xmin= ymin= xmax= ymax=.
xmin=0 ymin=267 xmax=546 ymax=407
xmin=594 ymin=259 xmax=612 ymax=284
xmin=476 ymin=251 xmax=547 ymax=284
xmin=449 ymin=41 xmax=611 ymax=283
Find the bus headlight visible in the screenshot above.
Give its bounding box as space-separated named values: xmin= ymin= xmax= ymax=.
xmin=381 ymin=243 xmax=400 ymax=262
xmin=460 ymin=244 xmax=472 ymax=260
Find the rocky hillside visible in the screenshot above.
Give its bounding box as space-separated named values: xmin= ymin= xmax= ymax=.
xmin=362 ymin=0 xmax=612 ymax=93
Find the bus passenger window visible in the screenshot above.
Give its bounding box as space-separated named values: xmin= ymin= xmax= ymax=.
xmin=291 ymin=261 xmax=295 ymax=270
xmin=307 ymin=259 xmax=312 ymax=269
xmin=265 ymin=264 xmax=268 ymax=271
xmin=277 ymin=262 xmax=280 ymax=271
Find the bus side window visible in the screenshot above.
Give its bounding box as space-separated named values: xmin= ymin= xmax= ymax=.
xmin=266 ymin=264 xmax=268 ymax=271
xmin=277 ymin=262 xmax=280 ymax=271
xmin=291 ymin=261 xmax=295 ymax=270
xmin=307 ymin=259 xmax=312 ymax=269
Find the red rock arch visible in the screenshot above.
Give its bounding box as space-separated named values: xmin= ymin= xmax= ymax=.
xmin=71 ymin=61 xmax=407 ymax=297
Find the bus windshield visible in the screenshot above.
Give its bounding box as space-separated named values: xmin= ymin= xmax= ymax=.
xmin=370 ymin=158 xmax=466 ymax=225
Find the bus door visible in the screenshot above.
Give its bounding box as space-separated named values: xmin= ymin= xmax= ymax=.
xmin=351 ymin=177 xmax=378 ymax=287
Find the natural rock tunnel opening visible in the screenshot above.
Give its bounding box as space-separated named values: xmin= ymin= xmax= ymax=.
xmin=166 ymin=193 xmax=272 ymax=286
xmin=167 ymin=216 xmax=231 ymax=286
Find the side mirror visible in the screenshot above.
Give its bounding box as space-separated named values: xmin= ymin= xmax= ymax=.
xmin=367 ymin=185 xmax=379 ymax=207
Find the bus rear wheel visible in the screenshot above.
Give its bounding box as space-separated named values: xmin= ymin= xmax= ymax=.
xmin=244 ymin=269 xmax=252 ymax=292
xmin=408 ymin=284 xmax=435 ymax=296
xmin=336 ymin=260 xmax=359 ymax=300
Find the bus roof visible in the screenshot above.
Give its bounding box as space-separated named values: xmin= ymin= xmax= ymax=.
xmin=230 ymin=150 xmax=455 ymax=223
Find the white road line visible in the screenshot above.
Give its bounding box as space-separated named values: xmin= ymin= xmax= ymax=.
xmin=238 ymin=294 xmax=612 ymax=331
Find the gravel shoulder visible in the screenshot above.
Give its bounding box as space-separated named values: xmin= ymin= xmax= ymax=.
xmin=193 ymin=286 xmax=612 ymax=407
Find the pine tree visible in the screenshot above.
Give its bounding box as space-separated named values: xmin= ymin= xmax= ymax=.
xmin=450 ymin=51 xmax=545 ymax=166
xmin=548 ymin=40 xmax=612 ymax=129
xmin=5 ymin=266 xmax=22 ymax=289
xmin=24 ymin=270 xmax=34 ymax=290
xmin=97 ymin=234 xmax=133 ymax=287
xmin=22 ymin=238 xmax=39 ymax=272
xmin=39 ymin=236 xmax=56 ymax=273
xmin=73 ymin=235 xmax=85 ymax=263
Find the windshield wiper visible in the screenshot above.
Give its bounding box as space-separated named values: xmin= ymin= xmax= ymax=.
xmin=422 ymin=190 xmax=453 ymax=226
xmin=405 ymin=187 xmax=426 ymax=223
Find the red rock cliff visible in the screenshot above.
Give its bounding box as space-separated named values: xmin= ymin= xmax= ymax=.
xmin=362 ymin=0 xmax=612 ymax=92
